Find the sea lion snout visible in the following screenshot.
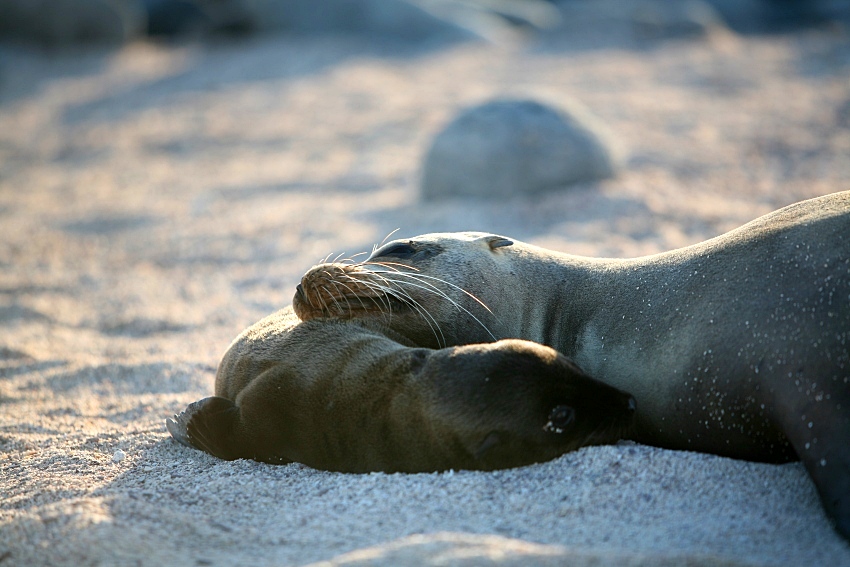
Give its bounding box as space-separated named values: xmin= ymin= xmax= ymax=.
xmin=294 ymin=263 xmax=393 ymax=321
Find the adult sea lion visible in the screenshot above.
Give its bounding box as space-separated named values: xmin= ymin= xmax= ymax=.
xmin=166 ymin=307 xmax=635 ymax=473
xmin=293 ymin=191 xmax=850 ymax=538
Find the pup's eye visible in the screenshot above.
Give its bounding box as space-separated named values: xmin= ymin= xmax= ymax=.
xmin=373 ymin=242 xmax=416 ymax=258
xmin=549 ymin=405 xmax=575 ymax=429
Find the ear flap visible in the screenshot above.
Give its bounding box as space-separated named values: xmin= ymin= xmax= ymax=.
xmin=485 ymin=235 xmax=514 ymax=250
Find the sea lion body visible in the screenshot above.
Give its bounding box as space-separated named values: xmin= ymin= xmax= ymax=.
xmin=294 ymin=191 xmax=850 ymax=537
xmin=167 ymin=307 xmax=635 ymax=473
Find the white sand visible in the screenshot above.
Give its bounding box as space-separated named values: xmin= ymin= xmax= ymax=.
xmin=1 ymin=15 xmax=850 ymax=567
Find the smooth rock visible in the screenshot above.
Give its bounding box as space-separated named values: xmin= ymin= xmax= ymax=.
xmin=420 ymin=98 xmax=618 ymax=200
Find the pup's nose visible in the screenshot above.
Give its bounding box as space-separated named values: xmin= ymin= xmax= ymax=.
xmin=627 ymin=396 xmax=637 ymax=414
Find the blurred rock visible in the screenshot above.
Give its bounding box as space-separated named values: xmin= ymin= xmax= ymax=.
xmin=536 ymin=0 xmax=736 ymax=50
xmin=143 ymin=0 xmax=208 ymax=36
xmin=236 ymin=0 xmax=476 ymax=40
xmin=421 ymin=99 xmax=619 ymax=200
xmin=412 ymin=0 xmax=562 ymax=42
xmin=632 ymin=0 xmax=727 ymax=39
xmin=702 ymin=0 xmax=850 ymax=33
xmin=0 ymin=0 xmax=146 ymax=46
xmin=142 ymin=0 xmax=252 ymax=37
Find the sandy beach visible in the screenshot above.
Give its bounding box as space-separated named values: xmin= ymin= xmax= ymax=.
xmin=2 ymin=4 xmax=850 ymax=565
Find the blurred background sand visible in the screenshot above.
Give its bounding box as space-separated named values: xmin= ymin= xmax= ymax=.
xmin=1 ymin=1 xmax=850 ymax=565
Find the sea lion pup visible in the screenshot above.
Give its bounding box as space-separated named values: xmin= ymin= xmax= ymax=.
xmin=166 ymin=307 xmax=635 ymax=473
xmin=293 ymin=190 xmax=850 ymax=538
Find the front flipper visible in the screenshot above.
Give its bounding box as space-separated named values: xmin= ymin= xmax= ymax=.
xmin=778 ymin=394 xmax=850 ymax=541
xmin=799 ymin=433 xmax=850 ymax=541
xmin=166 ymin=396 xmax=252 ymax=461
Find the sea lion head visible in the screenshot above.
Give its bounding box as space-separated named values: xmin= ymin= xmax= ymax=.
xmin=426 ymin=339 xmax=636 ymax=470
xmin=293 ymin=232 xmax=523 ymax=348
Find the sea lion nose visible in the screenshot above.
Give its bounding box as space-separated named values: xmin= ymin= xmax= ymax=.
xmin=295 ymin=283 xmax=304 ymax=297
xmin=627 ymin=396 xmax=637 ymax=414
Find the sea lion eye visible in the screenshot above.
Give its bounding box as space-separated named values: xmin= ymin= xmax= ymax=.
xmin=549 ymin=405 xmax=575 ymax=428
xmin=375 ymin=242 xmax=416 ymax=258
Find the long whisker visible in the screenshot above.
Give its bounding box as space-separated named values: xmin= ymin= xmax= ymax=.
xmin=355 ymin=273 xmax=447 ymax=347
xmin=378 ymin=273 xmax=459 ymax=310
xmin=340 ymin=251 xmax=369 ymax=265
xmin=321 ymin=285 xmax=345 ymax=315
xmin=313 ymin=288 xmax=325 ymax=312
xmin=369 ymin=273 xmax=496 ymax=342
xmin=340 ymin=275 xmax=396 ymax=315
xmin=402 ymin=297 xmax=447 ymax=348
xmin=331 ymin=279 xmax=374 ymax=314
xmin=328 ymin=280 xmax=355 ymax=315
xmin=364 ymin=262 xmax=494 ymax=316
xmin=362 ymin=260 xmax=421 ymax=273
xmin=317 ymin=286 xmax=331 ymax=313
xmin=350 ymin=267 xmax=490 ymax=342
xmin=303 ymin=288 xmax=316 ymax=309
xmin=378 ymin=228 xmax=401 ymax=248
xmin=350 ymin=278 xmax=395 ymax=318
xmin=369 ymin=268 xmax=496 ymax=322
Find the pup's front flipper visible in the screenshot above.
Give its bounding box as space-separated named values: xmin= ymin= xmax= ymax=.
xmin=166 ymin=396 xmax=244 ymax=461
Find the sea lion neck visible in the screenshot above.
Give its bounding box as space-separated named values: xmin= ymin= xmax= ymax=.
xmin=497 ymin=242 xmax=642 ymax=358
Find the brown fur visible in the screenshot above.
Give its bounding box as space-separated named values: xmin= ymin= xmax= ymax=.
xmin=167 ymin=307 xmax=634 ymax=473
